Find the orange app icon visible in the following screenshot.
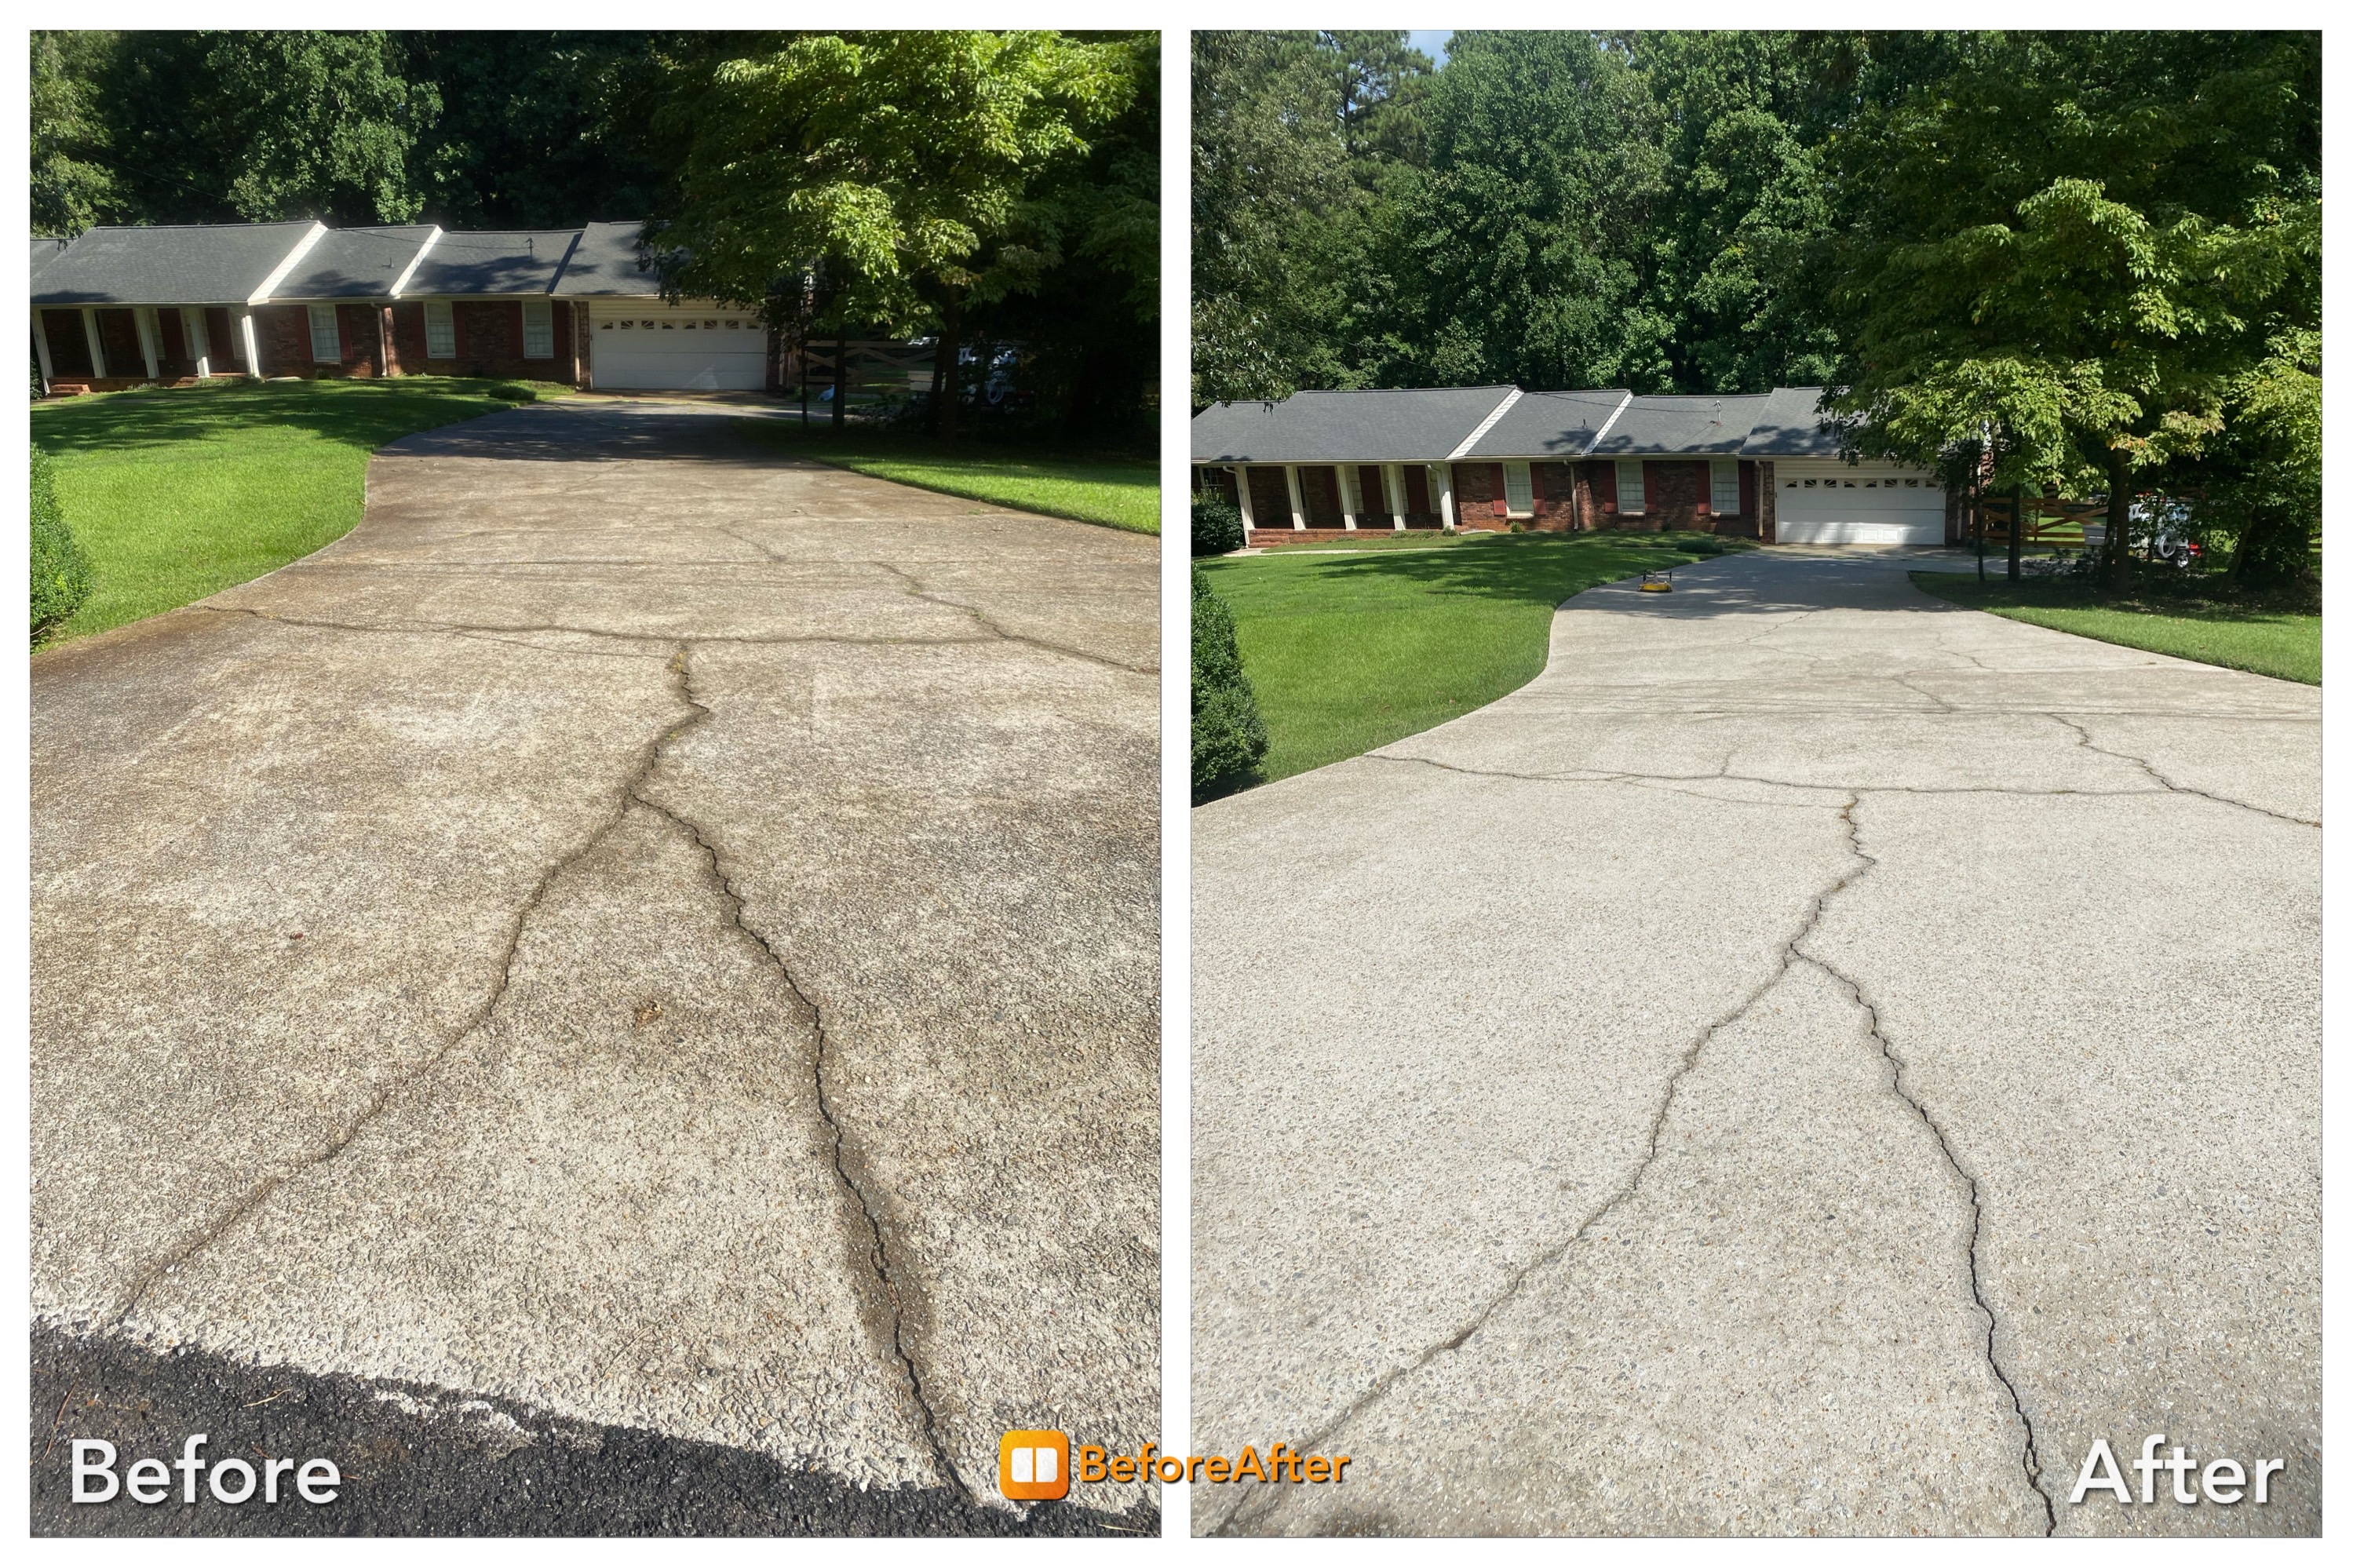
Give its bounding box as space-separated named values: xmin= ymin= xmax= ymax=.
xmin=999 ymin=1429 xmax=1071 ymax=1501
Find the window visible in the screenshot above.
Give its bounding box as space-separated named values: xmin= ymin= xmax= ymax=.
xmin=1710 ymin=459 xmax=1740 ymax=515
xmin=523 ymin=300 xmax=553 ymax=359
xmin=425 ymin=302 xmax=455 ymax=358
xmin=308 ymin=304 xmax=341 ymax=363
xmin=1615 ymin=459 xmax=1646 ymax=514
xmin=1504 ymin=461 xmax=1534 ymax=516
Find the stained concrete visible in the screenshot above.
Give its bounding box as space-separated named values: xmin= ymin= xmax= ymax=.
xmin=32 ymin=399 xmax=1159 ymax=1531
xmin=1193 ymin=549 xmax=2316 ymax=1537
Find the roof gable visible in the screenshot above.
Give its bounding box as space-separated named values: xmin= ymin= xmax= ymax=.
xmin=31 ymin=221 xmax=320 ymax=306
xmin=271 ymin=226 xmax=439 ymax=300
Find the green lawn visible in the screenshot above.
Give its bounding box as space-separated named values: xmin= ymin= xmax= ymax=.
xmin=1201 ymin=531 xmax=1723 ymax=786
xmin=742 ymin=420 xmax=1157 ymax=534
xmin=31 ymin=377 xmax=547 ymax=644
xmin=1911 ymin=571 xmax=2319 ymax=684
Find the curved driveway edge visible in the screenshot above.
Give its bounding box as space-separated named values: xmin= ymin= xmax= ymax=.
xmin=1193 ymin=548 xmax=2315 ymax=1536
xmin=32 ymin=399 xmax=1159 ymax=1531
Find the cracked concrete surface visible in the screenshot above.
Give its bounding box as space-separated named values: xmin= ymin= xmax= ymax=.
xmin=32 ymin=399 xmax=1158 ymax=1528
xmin=1193 ymin=549 xmax=2315 ymax=1536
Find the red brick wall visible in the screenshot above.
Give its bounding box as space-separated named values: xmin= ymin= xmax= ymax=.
xmin=1300 ymin=465 xmax=1344 ymax=526
xmin=1530 ymin=461 xmax=1578 ymax=530
xmin=1450 ymin=462 xmax=1509 ymax=528
xmin=337 ymin=304 xmax=381 ymax=375
xmin=1245 ymin=467 xmax=1291 ymax=527
xmin=39 ymin=310 xmax=93 ymax=377
xmin=206 ymin=308 xmax=242 ymax=370
xmin=1587 ymin=461 xmax=1619 ymax=520
xmin=1644 ymin=460 xmax=1707 ymax=530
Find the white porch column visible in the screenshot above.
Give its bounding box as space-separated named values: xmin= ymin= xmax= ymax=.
xmin=32 ymin=314 xmax=56 ymax=390
xmin=136 ymin=308 xmax=161 ymax=380
xmin=184 ymin=308 xmax=210 ymax=377
xmin=82 ymin=307 xmax=107 ymax=377
xmin=1339 ymin=465 xmax=1358 ymax=530
xmin=1283 ymin=464 xmax=1306 ymax=530
xmin=239 ymin=309 xmax=263 ymax=378
xmin=1233 ymin=466 xmax=1255 ymax=531
xmin=1436 ymin=463 xmax=1458 ymax=531
xmin=1384 ymin=463 xmax=1405 ymax=530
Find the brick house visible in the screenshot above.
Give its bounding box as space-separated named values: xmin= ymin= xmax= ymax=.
xmin=1192 ymin=385 xmax=1955 ymax=547
xmin=31 ymin=219 xmax=786 ymax=395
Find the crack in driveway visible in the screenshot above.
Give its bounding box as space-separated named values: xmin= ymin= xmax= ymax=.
xmin=1211 ymin=793 xmax=1879 ymax=1537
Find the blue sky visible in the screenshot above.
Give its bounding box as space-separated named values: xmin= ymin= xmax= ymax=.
xmin=1407 ymin=30 xmax=1452 ymax=66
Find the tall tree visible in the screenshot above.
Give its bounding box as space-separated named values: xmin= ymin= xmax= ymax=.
xmin=102 ymin=31 xmax=436 ymax=224
xmin=32 ymin=31 xmax=123 ymax=235
xmin=1826 ymin=31 xmax=2320 ymax=585
xmin=660 ymin=30 xmax=1143 ymax=439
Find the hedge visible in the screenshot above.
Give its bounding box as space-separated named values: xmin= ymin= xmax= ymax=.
xmin=31 ymin=449 xmax=91 ymax=642
xmin=1192 ymin=493 xmax=1245 ymax=556
xmin=1191 ymin=566 xmax=1267 ymax=798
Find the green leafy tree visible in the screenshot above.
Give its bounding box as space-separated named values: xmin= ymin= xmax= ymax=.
xmin=1826 ymin=31 xmax=2320 ymax=587
xmin=103 ymin=31 xmax=436 ymax=224
xmin=32 ymin=31 xmax=123 ymax=235
xmin=31 ymin=450 xmax=91 ymax=642
xmin=661 ymin=30 xmax=1143 ymax=439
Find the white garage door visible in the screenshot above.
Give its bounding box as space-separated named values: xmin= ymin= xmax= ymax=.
xmin=590 ymin=304 xmax=766 ymax=390
xmin=1775 ymin=461 xmax=1946 ymax=545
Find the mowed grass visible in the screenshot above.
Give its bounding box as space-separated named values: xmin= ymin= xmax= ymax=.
xmin=31 ymin=377 xmax=540 ymax=644
xmin=742 ymin=421 xmax=1156 ymax=534
xmin=1911 ymin=571 xmax=2318 ymax=684
xmin=1201 ymin=531 xmax=1716 ymax=785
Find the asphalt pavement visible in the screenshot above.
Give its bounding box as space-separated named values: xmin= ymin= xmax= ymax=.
xmin=31 ymin=399 xmax=1160 ymax=1533
xmin=1191 ymin=547 xmax=2316 ymax=1537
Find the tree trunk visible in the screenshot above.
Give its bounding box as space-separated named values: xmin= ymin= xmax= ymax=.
xmin=2007 ymin=485 xmax=2023 ymax=582
xmin=2105 ymin=447 xmax=2132 ymax=592
xmin=832 ymin=330 xmax=848 ymax=431
xmin=932 ymin=290 xmax=961 ymax=442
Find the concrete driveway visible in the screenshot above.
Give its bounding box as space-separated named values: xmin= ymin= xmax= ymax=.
xmin=1193 ymin=548 xmax=2315 ymax=1537
xmin=32 ymin=399 xmax=1158 ymax=1533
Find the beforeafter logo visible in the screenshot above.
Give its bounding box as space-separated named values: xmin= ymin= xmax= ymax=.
xmin=998 ymin=1430 xmax=1070 ymax=1501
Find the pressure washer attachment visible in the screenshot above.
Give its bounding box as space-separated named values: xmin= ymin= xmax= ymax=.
xmin=1639 ymin=565 xmax=1673 ymax=593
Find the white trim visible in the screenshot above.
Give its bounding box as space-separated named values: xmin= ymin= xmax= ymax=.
xmin=82 ymin=307 xmax=105 ymax=378
xmin=1234 ymin=466 xmax=1255 ymax=530
xmin=1588 ymin=390 xmax=1635 ymax=450
xmin=1383 ymin=463 xmax=1405 ymax=529
xmin=387 ymin=226 xmax=443 ymax=298
xmin=183 ymin=308 xmax=210 ymax=377
xmin=1446 ymin=387 xmax=1522 ymax=461
xmin=32 ymin=313 xmax=55 ymax=388
xmin=1436 ymin=463 xmax=1457 ymax=531
xmin=1338 ymin=464 xmax=1359 ymax=529
xmin=239 ymin=309 xmax=262 ymax=378
xmin=248 ymin=221 xmax=329 ymax=305
xmin=1283 ymin=465 xmax=1306 ymax=529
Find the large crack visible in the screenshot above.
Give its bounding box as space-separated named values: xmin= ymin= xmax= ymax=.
xmin=626 ymin=647 xmax=973 ymax=1506
xmin=1209 ymin=796 xmax=1879 ymax=1537
xmin=2046 ymin=713 xmax=2317 ymax=827
xmin=100 ymin=646 xmax=706 ymax=1330
xmin=1797 ymin=804 xmax=2058 ymax=1534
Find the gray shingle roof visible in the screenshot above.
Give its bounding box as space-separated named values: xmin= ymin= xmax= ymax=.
xmin=1191 ymin=387 xmax=1517 ymax=464
xmin=31 ymin=237 xmax=68 ymax=280
xmin=1592 ymin=393 xmax=1771 ymax=456
xmin=31 ymin=221 xmax=319 ymax=305
xmin=1463 ymin=389 xmax=1630 ymax=459
xmin=402 ymin=230 xmax=581 ymax=297
xmin=1738 ymin=385 xmax=1847 ymax=457
xmin=271 ymin=225 xmax=438 ymax=299
xmin=552 ymin=220 xmax=669 ymax=297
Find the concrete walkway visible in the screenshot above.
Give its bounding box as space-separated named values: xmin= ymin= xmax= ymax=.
xmin=1193 ymin=548 xmax=2316 ymax=1537
xmin=31 ymin=399 xmax=1158 ymax=1530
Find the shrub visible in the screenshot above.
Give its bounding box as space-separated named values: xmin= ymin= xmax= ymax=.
xmin=1192 ymin=493 xmax=1246 ymax=556
xmin=486 ymin=381 xmax=538 ymax=402
xmin=1191 ymin=567 xmax=1268 ymax=798
xmin=31 ymin=449 xmax=91 ymax=641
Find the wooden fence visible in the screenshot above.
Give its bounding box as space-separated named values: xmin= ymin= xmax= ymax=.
xmin=1971 ymin=494 xmax=2110 ymax=549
